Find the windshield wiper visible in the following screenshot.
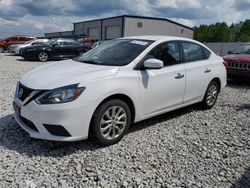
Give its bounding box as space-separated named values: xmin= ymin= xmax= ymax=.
xmin=80 ymin=60 xmax=100 ymax=65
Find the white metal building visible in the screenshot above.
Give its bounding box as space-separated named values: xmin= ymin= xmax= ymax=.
xmin=45 ymin=15 xmax=193 ymax=39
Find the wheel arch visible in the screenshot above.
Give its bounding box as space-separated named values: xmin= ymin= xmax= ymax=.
xmin=94 ymin=93 xmax=136 ymax=123
xmin=88 ymin=93 xmax=136 ymax=138
xmin=210 ymin=77 xmax=221 ymax=93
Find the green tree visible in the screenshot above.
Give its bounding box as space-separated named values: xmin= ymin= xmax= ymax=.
xmin=239 ymin=20 xmax=250 ymax=42
xmin=194 ymin=22 xmax=230 ymax=42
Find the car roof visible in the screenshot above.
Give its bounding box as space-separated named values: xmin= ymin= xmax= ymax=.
xmin=123 ymin=35 xmax=196 ymax=42
xmin=122 ymin=35 xmax=212 ymax=51
xmin=8 ymin=35 xmax=36 ymax=38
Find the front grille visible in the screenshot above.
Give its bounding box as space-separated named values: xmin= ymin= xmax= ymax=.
xmin=20 ymin=116 xmax=38 ymax=132
xmin=227 ymin=61 xmax=250 ymax=70
xmin=18 ymin=83 xmax=34 ymax=101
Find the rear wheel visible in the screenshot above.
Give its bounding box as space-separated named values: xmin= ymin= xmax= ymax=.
xmin=92 ymin=99 xmax=131 ymax=145
xmin=202 ymin=81 xmax=219 ymax=109
xmin=38 ymin=51 xmax=49 ymax=62
xmin=0 ymin=46 xmax=4 ymax=53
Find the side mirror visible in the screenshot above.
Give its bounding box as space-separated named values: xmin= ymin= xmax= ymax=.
xmin=228 ymin=51 xmax=233 ymax=54
xmin=5 ymin=39 xmax=9 ymax=42
xmin=144 ymin=58 xmax=164 ymax=69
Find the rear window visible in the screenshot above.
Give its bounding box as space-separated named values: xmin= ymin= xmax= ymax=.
xmin=202 ymin=47 xmax=211 ymax=59
xmin=9 ymin=37 xmax=18 ymax=41
xmin=182 ymin=42 xmax=204 ymax=62
xmin=19 ymin=37 xmax=33 ymax=41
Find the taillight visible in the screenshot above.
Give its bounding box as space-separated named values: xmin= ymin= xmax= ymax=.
xmin=223 ymin=61 xmax=228 ymax=69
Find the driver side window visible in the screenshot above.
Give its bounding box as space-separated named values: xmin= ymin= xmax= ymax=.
xmin=147 ymin=42 xmax=180 ymax=66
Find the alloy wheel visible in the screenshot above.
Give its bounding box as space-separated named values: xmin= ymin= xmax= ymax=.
xmin=206 ymin=84 xmax=218 ymax=106
xmin=0 ymin=46 xmax=4 ymax=53
xmin=100 ymin=106 xmax=127 ymax=140
xmin=38 ymin=52 xmax=48 ymax=62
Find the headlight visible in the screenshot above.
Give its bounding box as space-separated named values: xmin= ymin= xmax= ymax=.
xmin=35 ymin=84 xmax=85 ymax=104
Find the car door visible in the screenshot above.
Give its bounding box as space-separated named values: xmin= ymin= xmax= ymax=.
xmin=52 ymin=41 xmax=67 ymax=58
xmin=181 ymin=41 xmax=212 ymax=103
xmin=67 ymin=40 xmax=81 ymax=57
xmin=138 ymin=41 xmax=186 ymax=117
xmin=59 ymin=40 xmax=76 ymax=57
xmin=6 ymin=37 xmax=18 ymax=48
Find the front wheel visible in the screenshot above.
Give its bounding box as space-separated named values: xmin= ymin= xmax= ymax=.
xmin=0 ymin=46 xmax=4 ymax=53
xmin=92 ymin=99 xmax=131 ymax=145
xmin=202 ymin=81 xmax=219 ymax=109
xmin=38 ymin=51 xmax=49 ymax=62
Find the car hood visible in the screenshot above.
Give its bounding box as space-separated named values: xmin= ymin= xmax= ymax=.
xmin=20 ymin=59 xmax=120 ymax=90
xmin=223 ymin=54 xmax=250 ymax=63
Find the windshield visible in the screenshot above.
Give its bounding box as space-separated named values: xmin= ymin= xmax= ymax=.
xmin=74 ymin=39 xmax=153 ymax=66
xmin=233 ymin=45 xmax=250 ymax=54
xmin=24 ymin=40 xmax=35 ymax=44
xmin=46 ymin=39 xmax=56 ymax=45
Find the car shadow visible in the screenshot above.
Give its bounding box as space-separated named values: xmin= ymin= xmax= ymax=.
xmin=129 ymin=104 xmax=201 ymax=134
xmin=0 ymin=114 xmax=103 ymax=157
xmin=231 ymin=167 xmax=250 ymax=188
xmin=15 ymin=58 xmax=42 ymax=63
xmin=0 ymin=104 xmax=201 ymax=157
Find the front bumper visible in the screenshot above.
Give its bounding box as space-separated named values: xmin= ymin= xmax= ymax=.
xmin=20 ymin=50 xmax=38 ymax=60
xmin=13 ymin=97 xmax=95 ymax=142
xmin=227 ymin=69 xmax=250 ymax=78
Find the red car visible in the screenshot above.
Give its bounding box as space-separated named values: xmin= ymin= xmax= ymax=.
xmin=0 ymin=35 xmax=36 ymax=52
xmin=223 ymin=44 xmax=250 ymax=79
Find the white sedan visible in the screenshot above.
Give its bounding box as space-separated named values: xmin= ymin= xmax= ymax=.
xmin=13 ymin=36 xmax=227 ymax=145
xmin=9 ymin=39 xmax=49 ymax=55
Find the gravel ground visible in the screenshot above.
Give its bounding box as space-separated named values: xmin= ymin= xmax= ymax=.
xmin=0 ymin=53 xmax=249 ymax=188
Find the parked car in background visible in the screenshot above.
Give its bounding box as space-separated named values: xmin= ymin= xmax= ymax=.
xmin=20 ymin=38 xmax=87 ymax=62
xmin=91 ymin=41 xmax=105 ymax=49
xmin=9 ymin=39 xmax=49 ymax=55
xmin=0 ymin=35 xmax=36 ymax=53
xmin=13 ymin=36 xmax=226 ymax=145
xmin=223 ymin=44 xmax=250 ymax=79
xmin=78 ymin=38 xmax=97 ymax=51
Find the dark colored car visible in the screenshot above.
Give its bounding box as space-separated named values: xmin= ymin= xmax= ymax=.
xmin=0 ymin=35 xmax=36 ymax=53
xmin=20 ymin=39 xmax=87 ymax=62
xmin=223 ymin=44 xmax=250 ymax=79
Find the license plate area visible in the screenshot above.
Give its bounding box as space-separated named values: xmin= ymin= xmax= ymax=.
xmin=13 ymin=101 xmax=21 ymax=115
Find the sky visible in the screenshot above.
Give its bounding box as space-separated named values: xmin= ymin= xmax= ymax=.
xmin=0 ymin=0 xmax=250 ymax=38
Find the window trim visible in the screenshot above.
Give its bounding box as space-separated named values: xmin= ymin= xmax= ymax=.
xmin=180 ymin=41 xmax=211 ymax=63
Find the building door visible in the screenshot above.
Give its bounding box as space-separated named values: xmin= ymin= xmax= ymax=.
xmin=87 ymin=27 xmax=100 ymax=40
xmin=105 ymin=26 xmax=121 ymax=40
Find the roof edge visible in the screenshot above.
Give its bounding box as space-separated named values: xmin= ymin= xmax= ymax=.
xmin=73 ymin=15 xmax=193 ymax=31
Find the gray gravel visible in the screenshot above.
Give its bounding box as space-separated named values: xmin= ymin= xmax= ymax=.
xmin=0 ymin=53 xmax=249 ymax=188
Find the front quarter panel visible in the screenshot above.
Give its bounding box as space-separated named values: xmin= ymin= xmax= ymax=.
xmin=78 ymin=68 xmax=140 ymax=123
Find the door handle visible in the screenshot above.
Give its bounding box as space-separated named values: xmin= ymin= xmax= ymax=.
xmin=175 ymin=73 xmax=184 ymax=79
xmin=204 ymin=68 xmax=211 ymax=73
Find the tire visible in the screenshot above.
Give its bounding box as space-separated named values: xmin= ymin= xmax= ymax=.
xmin=0 ymin=46 xmax=4 ymax=53
xmin=91 ymin=99 xmax=131 ymax=145
xmin=38 ymin=51 xmax=49 ymax=62
xmin=202 ymin=81 xmax=219 ymax=109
